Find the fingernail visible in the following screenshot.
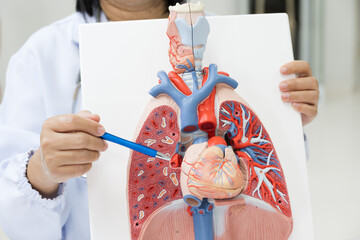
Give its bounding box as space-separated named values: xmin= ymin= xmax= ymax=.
xmin=281 ymin=92 xmax=290 ymax=100
xmin=97 ymin=126 xmax=105 ymax=135
xmin=104 ymin=141 xmax=108 ymax=150
xmin=279 ymin=82 xmax=288 ymax=91
xmin=280 ymin=66 xmax=288 ymax=74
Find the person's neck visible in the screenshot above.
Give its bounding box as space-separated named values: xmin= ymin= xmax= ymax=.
xmin=100 ymin=0 xmax=168 ymax=21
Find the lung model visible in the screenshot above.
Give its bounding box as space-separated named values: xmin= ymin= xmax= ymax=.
xmin=127 ymin=2 xmax=293 ymax=239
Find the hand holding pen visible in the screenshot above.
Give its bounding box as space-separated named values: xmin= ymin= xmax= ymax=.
xmin=26 ymin=110 xmax=170 ymax=200
xmin=27 ymin=110 xmax=108 ymax=199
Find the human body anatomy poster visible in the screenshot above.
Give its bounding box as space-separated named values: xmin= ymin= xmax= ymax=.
xmin=80 ymin=12 xmax=314 ymax=240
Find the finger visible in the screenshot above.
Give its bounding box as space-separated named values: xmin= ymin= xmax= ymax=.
xmin=77 ymin=110 xmax=100 ymax=123
xmin=53 ymin=163 xmax=93 ymax=182
xmin=280 ymin=60 xmax=312 ymax=77
xmin=292 ymin=103 xmax=318 ymax=121
xmin=77 ymin=110 xmax=92 ymax=117
xmin=51 ymin=149 xmax=100 ymax=166
xmin=50 ymin=132 xmax=108 ymax=151
xmin=279 ymin=77 xmax=319 ymax=92
xmin=281 ymin=90 xmax=319 ymax=105
xmin=44 ymin=114 xmax=105 ymax=136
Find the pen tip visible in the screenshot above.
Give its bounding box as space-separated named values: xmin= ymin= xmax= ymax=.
xmin=156 ymin=152 xmax=171 ymax=161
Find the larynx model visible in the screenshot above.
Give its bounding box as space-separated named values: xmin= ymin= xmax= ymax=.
xmin=127 ymin=2 xmax=293 ymax=239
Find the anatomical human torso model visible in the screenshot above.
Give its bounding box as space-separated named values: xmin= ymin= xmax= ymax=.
xmin=127 ymin=2 xmax=293 ymax=239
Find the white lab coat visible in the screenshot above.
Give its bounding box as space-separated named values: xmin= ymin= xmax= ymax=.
xmin=0 ymin=11 xmax=107 ymax=240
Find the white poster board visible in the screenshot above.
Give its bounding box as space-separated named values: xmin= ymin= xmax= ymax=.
xmin=80 ymin=14 xmax=314 ymax=240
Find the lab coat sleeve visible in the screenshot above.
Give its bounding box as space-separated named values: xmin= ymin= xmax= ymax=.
xmin=0 ymin=36 xmax=70 ymax=240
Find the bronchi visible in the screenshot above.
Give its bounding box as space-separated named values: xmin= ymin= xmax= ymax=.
xmin=219 ymin=101 xmax=292 ymax=218
xmin=149 ymin=64 xmax=238 ymax=135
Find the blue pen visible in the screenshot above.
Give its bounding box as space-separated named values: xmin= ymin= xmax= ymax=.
xmin=101 ymin=132 xmax=170 ymax=161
